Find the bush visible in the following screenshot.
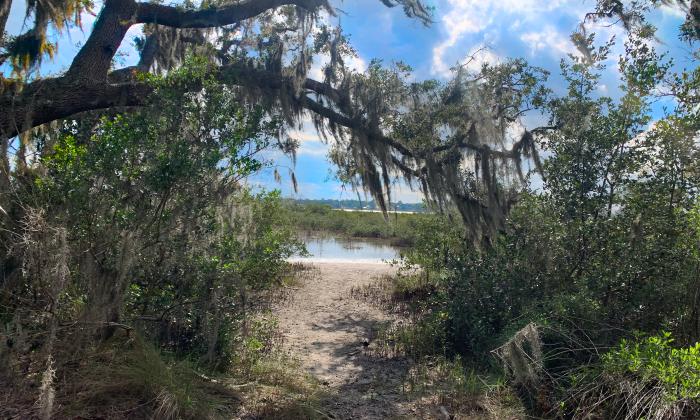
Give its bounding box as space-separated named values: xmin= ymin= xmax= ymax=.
xmin=555 ymin=332 xmax=700 ymax=419
xmin=604 ymin=332 xmax=700 ymax=402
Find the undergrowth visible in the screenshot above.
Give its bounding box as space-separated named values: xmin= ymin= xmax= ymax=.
xmin=0 ymin=266 xmax=324 ymax=420
xmin=51 ymin=319 xmax=325 ymax=420
xmin=555 ymin=332 xmax=700 ymax=419
xmin=58 ymin=334 xmax=240 ymax=419
xmin=404 ymin=356 xmax=524 ymax=419
xmin=353 ymin=270 xmax=526 ymax=419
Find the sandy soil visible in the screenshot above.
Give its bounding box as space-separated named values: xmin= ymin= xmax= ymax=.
xmin=274 ymin=262 xmax=415 ymax=419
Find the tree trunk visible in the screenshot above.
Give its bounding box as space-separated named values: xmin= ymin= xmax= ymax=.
xmin=0 ymin=0 xmax=11 ymax=48
xmin=82 ymin=233 xmax=136 ymax=339
xmin=0 ymin=136 xmax=10 ymax=201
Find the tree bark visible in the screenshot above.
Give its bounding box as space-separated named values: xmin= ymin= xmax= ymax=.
xmin=0 ymin=136 xmax=10 ymax=196
xmin=0 ymin=77 xmax=152 ymax=139
xmin=0 ymin=0 xmax=11 ymax=47
xmin=82 ymin=233 xmax=136 ymax=339
xmin=67 ymin=0 xmax=138 ymax=80
xmin=135 ymin=0 xmax=327 ymax=28
xmin=1 ymin=0 xmax=330 ymax=138
xmin=67 ymin=0 xmax=327 ymax=80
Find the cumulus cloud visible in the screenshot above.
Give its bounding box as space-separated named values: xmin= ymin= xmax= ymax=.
xmin=431 ymin=0 xmax=587 ymax=77
xmin=431 ymin=0 xmax=490 ymax=77
xmin=463 ymin=46 xmax=502 ymax=73
xmin=520 ymin=25 xmax=578 ymax=58
xmin=308 ymin=49 xmax=367 ymax=81
xmin=286 ymin=116 xmax=334 ymax=158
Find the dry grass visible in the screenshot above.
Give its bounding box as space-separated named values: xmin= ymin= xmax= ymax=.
xmin=349 ymin=272 xmax=526 ymax=419
xmin=558 ymin=370 xmax=700 ymax=420
xmin=43 ymin=320 xmax=324 ymax=419
xmin=349 ymin=273 xmax=425 ymax=315
xmin=252 ymin=262 xmax=319 ymax=310
xmin=232 ymin=353 xmax=328 ymax=419
xmin=56 ymin=333 xmax=240 ymax=419
xmin=402 ymin=357 xmax=525 ymax=419
xmin=232 ymin=266 xmax=329 ymax=419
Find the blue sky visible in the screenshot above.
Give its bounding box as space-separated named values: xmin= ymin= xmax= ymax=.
xmin=4 ymin=0 xmax=690 ymax=202
xmin=252 ymin=0 xmax=689 ymax=202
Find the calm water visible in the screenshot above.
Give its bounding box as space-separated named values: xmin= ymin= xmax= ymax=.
xmin=289 ymin=235 xmax=401 ymax=263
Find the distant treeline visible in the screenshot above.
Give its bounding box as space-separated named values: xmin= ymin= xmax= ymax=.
xmin=284 ymin=198 xmax=427 ymax=212
xmin=284 ymin=200 xmax=432 ymax=246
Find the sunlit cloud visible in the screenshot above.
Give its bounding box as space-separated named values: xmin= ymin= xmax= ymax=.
xmin=520 ymin=25 xmax=578 ymax=58
xmin=430 ymin=0 xmax=587 ymax=77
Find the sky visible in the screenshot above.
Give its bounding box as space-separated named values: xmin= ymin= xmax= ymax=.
xmin=3 ymin=0 xmax=691 ymax=203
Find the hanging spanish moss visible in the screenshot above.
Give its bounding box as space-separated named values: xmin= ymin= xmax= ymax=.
xmin=2 ymin=0 xmax=92 ymax=72
xmin=308 ymin=59 xmax=548 ymax=242
xmin=1 ymin=0 xmax=545 ymax=243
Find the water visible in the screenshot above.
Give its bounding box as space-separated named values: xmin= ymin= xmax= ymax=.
xmin=289 ymin=234 xmax=401 ymax=264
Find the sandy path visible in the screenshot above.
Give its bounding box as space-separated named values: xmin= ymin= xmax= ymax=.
xmin=274 ymin=262 xmax=412 ymax=419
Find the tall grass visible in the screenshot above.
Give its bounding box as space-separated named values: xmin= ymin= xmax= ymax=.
xmin=59 ymin=334 xmax=239 ymax=419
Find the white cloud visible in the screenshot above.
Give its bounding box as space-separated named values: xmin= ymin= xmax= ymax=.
xmin=287 ymin=127 xmax=320 ymax=143
xmin=432 ymin=0 xmax=489 ymax=77
xmin=297 ymin=140 xmax=330 ymax=157
xmin=659 ymin=4 xmax=687 ymax=19
xmin=309 ymin=50 xmax=367 ymax=81
xmin=346 ymin=54 xmax=368 ymax=73
xmin=115 ymin=24 xmax=145 ymax=68
xmin=307 ymin=9 xmax=367 ymax=80
xmin=286 ymin=117 xmax=333 ymax=157
xmin=391 ymin=184 xmax=425 ymax=203
xmin=463 ymin=46 xmax=502 ymax=73
xmin=520 ymin=25 xmax=578 ymax=58
xmin=431 ymin=0 xmax=586 ymax=77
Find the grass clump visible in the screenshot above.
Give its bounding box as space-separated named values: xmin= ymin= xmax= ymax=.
xmin=56 ymin=317 xmax=325 ymax=420
xmin=226 ymin=312 xmax=327 ymax=419
xmin=355 ymin=270 xmax=526 ymax=418
xmin=61 ymin=334 xmax=239 ymax=419
xmin=235 ymin=352 xmax=326 ymax=420
xmin=404 ymin=356 xmax=524 ymax=419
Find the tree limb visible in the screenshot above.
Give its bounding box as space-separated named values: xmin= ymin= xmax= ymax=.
xmin=67 ymin=0 xmax=329 ymax=80
xmin=135 ymin=0 xmax=329 ymax=28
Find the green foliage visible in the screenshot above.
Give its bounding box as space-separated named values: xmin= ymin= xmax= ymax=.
xmin=376 ymin=22 xmax=700 ymax=418
xmin=125 ymin=188 xmax=304 ymax=367
xmin=604 ymin=332 xmax=700 ymax=401
xmin=0 ymin=57 xmax=305 ymax=417
xmin=387 ymin=313 xmax=449 ymax=359
xmin=2 ymin=2 xmax=698 ymax=417
xmin=285 ymin=201 xmax=429 ymax=246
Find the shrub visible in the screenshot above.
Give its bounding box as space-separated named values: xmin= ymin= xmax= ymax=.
xmin=604 ymin=332 xmax=700 ymax=402
xmin=554 ymin=332 xmax=700 ymax=419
